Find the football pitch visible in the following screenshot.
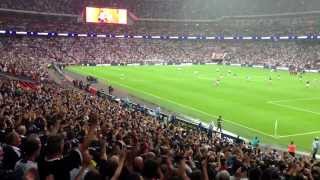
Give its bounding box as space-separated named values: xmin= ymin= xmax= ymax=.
xmin=67 ymin=65 xmax=320 ymax=152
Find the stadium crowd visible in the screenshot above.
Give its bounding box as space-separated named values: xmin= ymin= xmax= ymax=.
xmin=126 ymin=0 xmax=320 ymax=19
xmin=0 ymin=28 xmax=319 ymax=180
xmin=1 ymin=0 xmax=320 ymax=19
xmin=0 ymin=0 xmax=83 ymax=14
xmin=0 ymin=0 xmax=320 ymax=38
xmin=1 ymin=74 xmax=320 ymax=180
xmin=1 ymin=14 xmax=320 ymax=36
xmin=1 ymin=1 xmax=320 ymax=180
xmin=0 ymin=36 xmax=319 ymax=80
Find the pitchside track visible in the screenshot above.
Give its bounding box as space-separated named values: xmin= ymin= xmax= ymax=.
xmin=67 ymin=65 xmax=320 ymax=151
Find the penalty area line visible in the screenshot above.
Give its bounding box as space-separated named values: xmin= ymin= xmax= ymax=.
xmin=107 ymin=79 xmax=276 ymax=138
xmin=268 ymin=97 xmax=320 ymax=103
xmin=277 ymin=130 xmax=320 ymax=138
xmin=267 ymin=101 xmax=320 ymax=116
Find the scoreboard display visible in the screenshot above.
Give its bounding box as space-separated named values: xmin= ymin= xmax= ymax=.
xmin=85 ymin=7 xmax=127 ymax=25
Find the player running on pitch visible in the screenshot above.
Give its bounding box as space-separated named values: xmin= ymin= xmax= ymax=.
xmin=299 ymin=73 xmax=303 ymax=81
xmin=214 ymin=79 xmax=220 ymax=87
xmin=268 ymin=76 xmax=272 ymax=84
xmin=306 ymin=80 xmax=310 ymax=88
xmin=246 ymin=76 xmax=251 ymax=82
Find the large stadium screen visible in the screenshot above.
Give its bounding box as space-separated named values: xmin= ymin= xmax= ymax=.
xmin=85 ymin=7 xmax=127 ymax=24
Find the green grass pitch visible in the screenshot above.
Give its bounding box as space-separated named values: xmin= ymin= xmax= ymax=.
xmin=67 ymin=65 xmax=320 ymax=152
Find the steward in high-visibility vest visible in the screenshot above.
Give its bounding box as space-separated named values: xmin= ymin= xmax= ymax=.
xmin=288 ymin=141 xmax=296 ymax=157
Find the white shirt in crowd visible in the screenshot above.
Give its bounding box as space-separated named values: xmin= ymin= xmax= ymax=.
xmin=312 ymin=140 xmax=319 ymax=150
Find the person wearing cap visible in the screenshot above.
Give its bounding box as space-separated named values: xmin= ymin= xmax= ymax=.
xmin=312 ymin=137 xmax=320 ymax=160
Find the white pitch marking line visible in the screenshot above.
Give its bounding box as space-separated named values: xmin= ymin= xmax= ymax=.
xmin=268 ymin=101 xmax=320 ymax=116
xmin=105 ymin=79 xmax=276 ymax=138
xmin=78 ymin=71 xmax=319 ymax=139
xmin=277 ymin=130 xmax=320 ymax=138
xmin=268 ymin=97 xmax=320 ymax=103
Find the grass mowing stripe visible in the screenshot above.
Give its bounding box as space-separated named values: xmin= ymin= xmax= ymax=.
xmin=268 ymin=97 xmax=320 ymax=103
xmin=105 ymin=78 xmax=276 ymax=138
xmin=268 ymin=101 xmax=320 ymax=116
xmin=278 ymin=130 xmax=320 ymax=138
xmin=66 ymin=65 xmax=320 ymax=151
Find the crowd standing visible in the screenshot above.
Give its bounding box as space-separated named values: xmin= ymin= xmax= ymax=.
xmin=0 ymin=1 xmax=320 ymax=180
xmin=1 ymin=0 xmax=320 ymax=20
xmin=0 ymin=36 xmax=319 ymax=80
xmin=0 ymin=33 xmax=319 ymax=180
xmin=1 ymin=14 xmax=320 ymax=37
xmin=1 ymin=76 xmax=320 ymax=180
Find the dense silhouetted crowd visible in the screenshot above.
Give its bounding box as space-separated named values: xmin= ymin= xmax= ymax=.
xmin=1 ymin=76 xmax=320 ymax=180
xmin=1 ymin=0 xmax=320 ymax=19
xmin=0 ymin=36 xmax=319 ymax=81
xmin=1 ymin=2 xmax=320 ymax=179
xmin=1 ymin=13 xmax=320 ymax=36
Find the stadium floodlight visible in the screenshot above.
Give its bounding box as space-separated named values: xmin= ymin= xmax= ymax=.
xmin=97 ymin=34 xmax=107 ymax=38
xmin=37 ymin=32 xmax=48 ymax=36
xmin=310 ymin=35 xmax=316 ymax=39
xmin=133 ymin=35 xmax=143 ymax=39
xmin=87 ymin=33 xmax=97 ymax=37
xmin=115 ymin=35 xmax=125 ymax=38
xmin=224 ymin=37 xmax=234 ymax=40
xmin=68 ymin=33 xmax=77 ymax=37
xmin=7 ymin=30 xmax=16 ymax=35
xmin=27 ymin=32 xmax=37 ymax=36
xmin=49 ymin=32 xmax=58 ymax=36
xmin=242 ymin=36 xmax=253 ymax=40
xmin=187 ymin=36 xmax=197 ymax=40
xmin=297 ymin=36 xmax=308 ymax=39
xmin=151 ymin=36 xmax=161 ymax=39
xmin=205 ymin=36 xmax=216 ymax=40
xmin=16 ymin=31 xmax=28 ymax=35
xmin=2 ymin=29 xmax=320 ymax=42
xmin=261 ymin=36 xmax=271 ymax=40
xmin=58 ymin=33 xmax=68 ymax=37
xmin=169 ymin=36 xmax=179 ymax=39
xmin=78 ymin=34 xmax=87 ymax=37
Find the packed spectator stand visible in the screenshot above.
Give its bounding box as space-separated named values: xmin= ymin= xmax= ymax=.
xmin=1 ymin=66 xmax=320 ymax=180
xmin=0 ymin=36 xmax=319 ymax=79
xmin=1 ymin=1 xmax=320 ymax=180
